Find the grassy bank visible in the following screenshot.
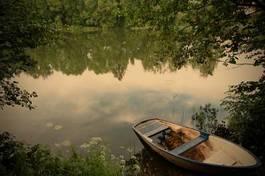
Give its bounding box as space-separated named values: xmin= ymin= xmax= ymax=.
xmin=0 ymin=132 xmax=140 ymax=176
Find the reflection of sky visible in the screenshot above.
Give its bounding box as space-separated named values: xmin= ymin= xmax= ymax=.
xmin=0 ymin=60 xmax=263 ymax=154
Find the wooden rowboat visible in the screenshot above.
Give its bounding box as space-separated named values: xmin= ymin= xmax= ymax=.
xmin=132 ymin=118 xmax=261 ymax=174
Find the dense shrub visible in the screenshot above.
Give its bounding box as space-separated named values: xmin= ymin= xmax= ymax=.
xmin=0 ymin=132 xmax=140 ymax=176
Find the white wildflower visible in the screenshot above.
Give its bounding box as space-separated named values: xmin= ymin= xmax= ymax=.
xmin=91 ymin=137 xmax=102 ymax=142
xmin=120 ymin=159 xmax=126 ymax=165
xmin=87 ymin=52 xmax=93 ymax=59
xmin=100 ymin=150 xmax=106 ymax=156
xmin=131 ymin=155 xmax=137 ymax=160
xmin=119 ymin=155 xmax=124 ymax=159
xmin=133 ymin=164 xmax=141 ymax=173
xmin=89 ymin=140 xmax=97 ymax=145
xmin=126 ymin=147 xmax=133 ymax=153
xmin=103 ymin=46 xmax=111 ymax=50
xmin=80 ymin=143 xmax=90 ymax=149
xmin=110 ymin=154 xmax=116 ymax=160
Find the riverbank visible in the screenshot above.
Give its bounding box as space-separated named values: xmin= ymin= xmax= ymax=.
xmin=0 ymin=132 xmax=140 ymax=176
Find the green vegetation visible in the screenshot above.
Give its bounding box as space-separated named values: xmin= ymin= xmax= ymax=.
xmin=0 ymin=132 xmax=141 ymax=176
xmin=222 ymin=74 xmax=265 ymax=162
xmin=192 ymin=98 xmax=265 ymax=163
xmin=128 ymin=0 xmax=265 ymax=63
xmin=1 ymin=0 xmax=264 ymax=174
xmin=1 ymin=0 xmax=264 ymax=108
xmin=0 ymin=0 xmax=53 ymax=109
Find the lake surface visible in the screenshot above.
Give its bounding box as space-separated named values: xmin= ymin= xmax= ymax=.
xmin=0 ymin=30 xmax=263 ymax=159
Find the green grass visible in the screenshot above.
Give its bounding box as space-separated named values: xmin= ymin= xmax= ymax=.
xmin=0 ymin=132 xmax=139 ymax=176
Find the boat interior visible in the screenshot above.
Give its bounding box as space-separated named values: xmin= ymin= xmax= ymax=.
xmin=135 ymin=119 xmax=258 ymax=167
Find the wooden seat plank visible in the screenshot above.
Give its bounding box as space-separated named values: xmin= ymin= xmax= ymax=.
xmin=137 ymin=120 xmax=159 ymax=130
xmin=144 ymin=125 xmax=169 ymax=137
xmin=138 ymin=123 xmax=164 ymax=134
xmin=169 ymin=133 xmax=209 ymax=155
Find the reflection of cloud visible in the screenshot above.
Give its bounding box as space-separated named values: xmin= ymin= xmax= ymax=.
xmin=54 ymin=140 xmax=71 ymax=147
xmin=80 ymin=143 xmax=90 ymax=149
xmin=45 ymin=122 xmax=63 ymax=130
xmin=16 ymin=60 xmax=263 ymax=108
xmin=0 ymin=88 xmax=225 ymax=155
xmin=54 ymin=143 xmax=61 ymax=147
xmin=0 ymin=59 xmax=262 ymax=155
xmin=184 ymin=100 xmax=195 ymax=107
xmin=61 ymin=140 xmax=71 ymax=146
xmin=76 ymin=90 xmax=203 ymax=129
xmin=46 ymin=122 xmax=53 ymax=128
xmin=118 ymin=113 xmax=135 ymax=124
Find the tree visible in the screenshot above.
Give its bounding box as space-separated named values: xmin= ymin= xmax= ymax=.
xmin=222 ymin=74 xmax=265 ymax=162
xmin=126 ymin=0 xmax=265 ymax=66
xmin=0 ymin=0 xmax=51 ymax=109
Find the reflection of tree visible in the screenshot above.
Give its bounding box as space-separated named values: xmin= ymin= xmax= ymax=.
xmin=27 ymin=30 xmax=218 ymax=80
xmin=189 ymin=58 xmax=217 ymax=77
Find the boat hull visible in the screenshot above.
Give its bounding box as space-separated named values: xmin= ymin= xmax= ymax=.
xmin=133 ymin=118 xmax=261 ymax=174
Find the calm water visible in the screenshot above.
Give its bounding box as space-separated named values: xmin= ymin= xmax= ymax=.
xmin=0 ymin=30 xmax=262 ymax=161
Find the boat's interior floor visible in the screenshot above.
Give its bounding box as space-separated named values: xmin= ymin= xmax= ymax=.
xmin=150 ymin=126 xmax=208 ymax=161
xmin=136 ymin=120 xmax=242 ymax=166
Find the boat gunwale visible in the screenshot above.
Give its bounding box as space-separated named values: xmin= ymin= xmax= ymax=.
xmin=132 ymin=118 xmax=262 ymax=170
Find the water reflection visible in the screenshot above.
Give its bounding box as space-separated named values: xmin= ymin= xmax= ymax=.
xmin=26 ymin=30 xmax=219 ymax=80
xmin=0 ymin=30 xmax=263 ymax=158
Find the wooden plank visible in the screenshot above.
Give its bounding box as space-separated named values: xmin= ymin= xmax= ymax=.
xmin=138 ymin=124 xmax=162 ymax=133
xmin=144 ymin=125 xmax=169 ymax=137
xmin=169 ymin=134 xmax=208 ymax=155
xmin=137 ymin=121 xmax=166 ymax=134
xmin=137 ymin=120 xmax=159 ymax=130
